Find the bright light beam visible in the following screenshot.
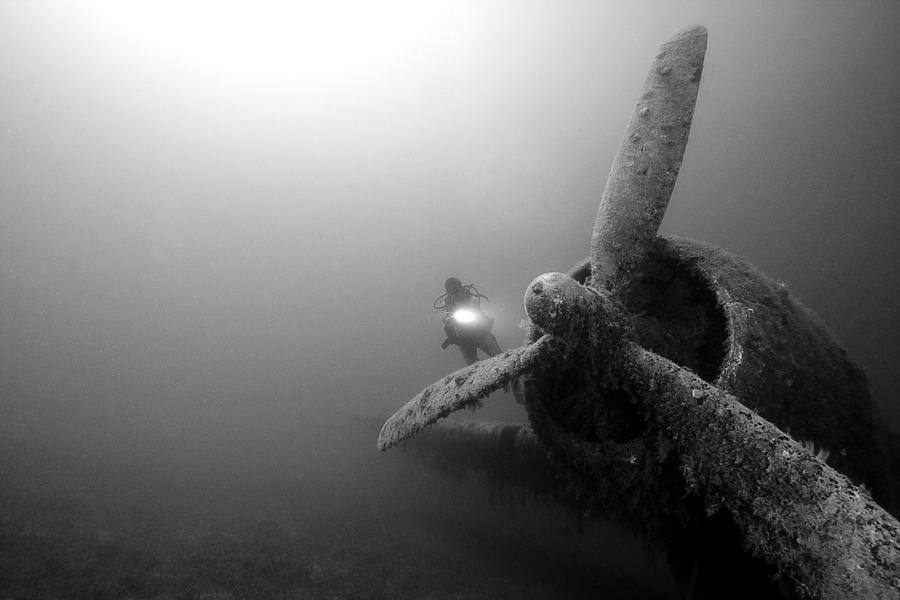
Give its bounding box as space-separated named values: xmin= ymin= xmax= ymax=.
xmin=453 ymin=308 xmax=478 ymax=324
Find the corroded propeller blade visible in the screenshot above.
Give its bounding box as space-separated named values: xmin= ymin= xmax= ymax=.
xmin=378 ymin=335 xmax=555 ymax=451
xmin=591 ymin=25 xmax=707 ymax=292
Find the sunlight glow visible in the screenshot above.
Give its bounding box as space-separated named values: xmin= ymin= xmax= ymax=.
xmin=79 ymin=0 xmax=467 ymax=89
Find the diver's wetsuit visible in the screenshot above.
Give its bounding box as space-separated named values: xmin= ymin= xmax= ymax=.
xmin=441 ymin=287 xmax=502 ymax=365
xmin=457 ymin=331 xmax=502 ymax=365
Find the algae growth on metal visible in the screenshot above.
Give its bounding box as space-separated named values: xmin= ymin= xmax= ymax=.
xmin=379 ymin=25 xmax=900 ymax=599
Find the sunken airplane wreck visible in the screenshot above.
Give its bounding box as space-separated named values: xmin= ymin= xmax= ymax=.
xmin=378 ymin=26 xmax=900 ymax=600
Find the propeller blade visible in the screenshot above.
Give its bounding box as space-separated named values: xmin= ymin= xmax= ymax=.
xmin=377 ymin=336 xmax=555 ymax=451
xmin=591 ymin=25 xmax=707 ymax=293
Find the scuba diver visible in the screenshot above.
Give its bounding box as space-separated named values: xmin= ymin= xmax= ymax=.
xmin=434 ymin=277 xmax=503 ymax=365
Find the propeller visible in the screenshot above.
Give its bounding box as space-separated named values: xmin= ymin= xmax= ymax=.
xmin=378 ymin=25 xmax=708 ymax=451
xmin=591 ymin=25 xmax=707 ymax=294
xmin=378 ymin=335 xmax=556 ymax=450
xmin=375 ymin=26 xmax=900 ymax=598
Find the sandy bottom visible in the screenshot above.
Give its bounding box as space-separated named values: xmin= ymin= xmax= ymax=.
xmin=0 ymin=420 xmax=677 ymax=599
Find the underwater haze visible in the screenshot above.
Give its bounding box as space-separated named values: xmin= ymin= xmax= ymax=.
xmin=1 ymin=1 xmax=898 ymax=598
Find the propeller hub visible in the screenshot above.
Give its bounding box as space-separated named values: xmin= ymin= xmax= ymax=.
xmin=525 ymin=272 xmax=603 ymax=339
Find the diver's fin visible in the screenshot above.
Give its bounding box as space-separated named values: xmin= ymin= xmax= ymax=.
xmin=377 ymin=336 xmax=554 ymax=451
xmin=590 ymin=25 xmax=707 ymax=293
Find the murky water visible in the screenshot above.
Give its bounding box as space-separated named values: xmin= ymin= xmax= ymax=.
xmin=1 ymin=1 xmax=897 ymax=597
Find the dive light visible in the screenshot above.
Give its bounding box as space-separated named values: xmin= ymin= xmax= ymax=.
xmin=452 ymin=308 xmax=479 ymax=324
